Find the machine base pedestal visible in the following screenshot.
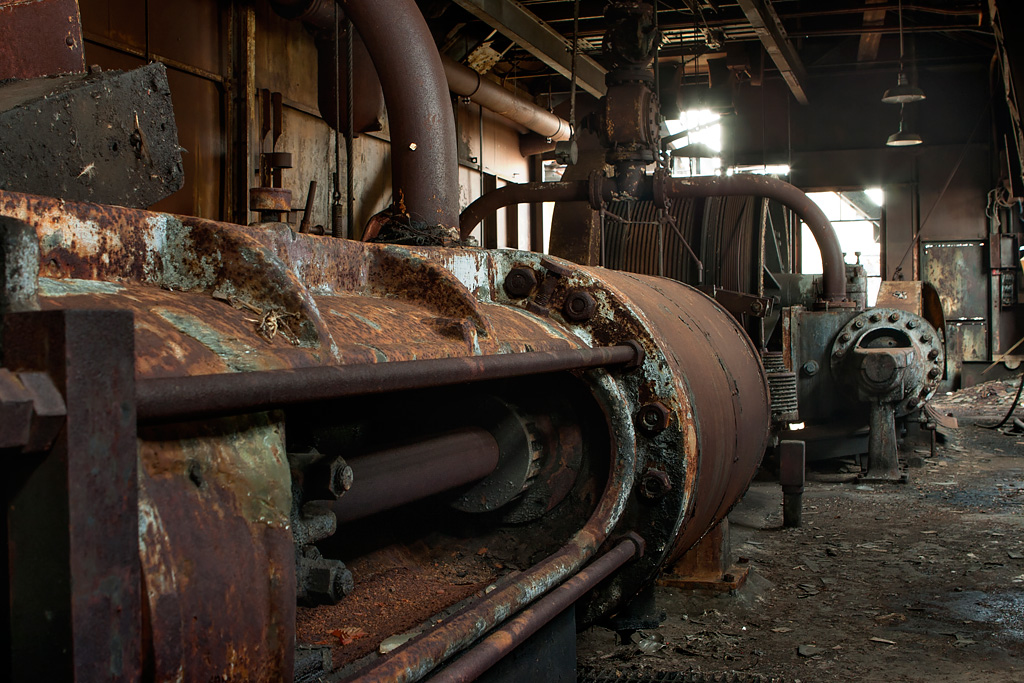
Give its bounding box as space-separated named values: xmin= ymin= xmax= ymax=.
xmin=657 ymin=520 xmax=749 ymax=592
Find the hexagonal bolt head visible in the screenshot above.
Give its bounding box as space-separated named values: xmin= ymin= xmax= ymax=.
xmin=839 ymin=332 xmax=852 ymax=344
xmin=639 ymin=469 xmax=673 ymax=500
xmin=328 ymin=459 xmax=354 ymax=498
xmin=503 ymin=267 xmax=538 ymax=298
xmin=802 ymin=361 xmax=820 ymax=377
xmin=563 ymin=290 xmax=597 ymax=322
xmin=636 ymin=402 xmax=671 ymax=434
xmin=304 ymin=558 xmax=354 ymax=605
xmin=906 ymin=320 xmax=918 ymax=329
xmin=927 ymin=349 xmax=939 ymax=360
xmin=889 ymin=312 xmax=901 ymax=323
xmin=928 ymin=367 xmax=941 ymax=380
xmin=749 ymin=300 xmax=764 ymax=315
xmin=920 ymin=334 xmax=932 ymax=344
xmin=869 ymin=313 xmax=882 ymax=323
xmin=853 ymin=319 xmax=865 ymax=329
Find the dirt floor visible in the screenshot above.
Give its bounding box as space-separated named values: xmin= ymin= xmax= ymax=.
xmin=577 ymin=378 xmax=1024 ymax=682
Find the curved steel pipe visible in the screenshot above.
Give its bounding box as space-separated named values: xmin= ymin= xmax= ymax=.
xmin=432 ymin=538 xmax=641 ymax=683
xmin=345 ymin=375 xmax=637 ymax=683
xmin=663 ymin=176 xmax=846 ymax=301
xmin=459 ymin=181 xmax=590 ymax=238
xmin=338 ymin=0 xmax=459 ymax=229
xmin=459 ymin=175 xmax=848 ymax=301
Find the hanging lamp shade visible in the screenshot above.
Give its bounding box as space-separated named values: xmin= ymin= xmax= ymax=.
xmin=882 ymin=72 xmax=926 ymax=104
xmin=886 ymin=122 xmax=923 ymax=147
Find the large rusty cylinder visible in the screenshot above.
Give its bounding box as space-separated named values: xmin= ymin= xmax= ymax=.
xmin=0 ymin=188 xmax=770 ymax=680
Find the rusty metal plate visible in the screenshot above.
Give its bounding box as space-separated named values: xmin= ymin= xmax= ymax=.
xmin=921 ymin=240 xmax=988 ymax=322
xmin=875 ymin=280 xmax=925 ymax=313
xmin=138 ymin=412 xmax=295 ymax=680
xmin=0 ymin=0 xmax=85 ymax=79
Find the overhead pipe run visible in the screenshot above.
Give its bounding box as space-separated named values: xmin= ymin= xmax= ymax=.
xmin=273 ymin=0 xmax=570 ymax=169
xmin=459 ymin=174 xmax=850 ymax=303
xmin=442 ymin=55 xmax=571 ymax=143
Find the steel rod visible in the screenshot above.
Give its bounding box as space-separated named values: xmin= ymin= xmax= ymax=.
xmin=333 ymin=428 xmax=500 ymax=524
xmin=432 ymin=538 xmax=640 ymax=683
xmin=136 ymin=345 xmax=637 ymax=421
xmin=344 ymin=389 xmax=637 ymax=683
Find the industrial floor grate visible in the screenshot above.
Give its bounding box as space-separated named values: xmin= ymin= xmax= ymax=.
xmin=577 ymin=665 xmax=786 ymax=683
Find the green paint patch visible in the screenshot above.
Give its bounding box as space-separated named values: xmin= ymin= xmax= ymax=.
xmin=39 ymin=277 xmax=125 ymax=296
xmin=155 ymin=308 xmax=269 ymax=373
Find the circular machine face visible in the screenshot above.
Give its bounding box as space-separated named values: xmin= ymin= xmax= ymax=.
xmin=830 ymin=307 xmax=945 ymax=415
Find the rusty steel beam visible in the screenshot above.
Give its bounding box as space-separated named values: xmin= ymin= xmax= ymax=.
xmin=333 ymin=428 xmax=501 ymax=524
xmin=4 ymin=309 xmax=140 ymax=681
xmin=735 ymin=0 xmax=810 ymax=104
xmin=135 ymin=345 xmax=639 ymax=422
xmin=858 ymin=0 xmax=892 ymax=62
xmin=451 ymin=0 xmax=607 ymax=98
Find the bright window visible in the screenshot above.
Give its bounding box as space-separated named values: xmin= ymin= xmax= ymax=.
xmin=665 ymin=110 xmax=722 ymax=177
xmin=800 ymin=189 xmax=884 ymax=305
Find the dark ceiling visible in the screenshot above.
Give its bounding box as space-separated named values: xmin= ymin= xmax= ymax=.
xmin=426 ymin=1 xmax=992 ymax=107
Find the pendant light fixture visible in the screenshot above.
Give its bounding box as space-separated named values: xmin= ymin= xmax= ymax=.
xmin=886 ymin=104 xmax=923 ymax=146
xmin=882 ymin=0 xmax=925 ymax=104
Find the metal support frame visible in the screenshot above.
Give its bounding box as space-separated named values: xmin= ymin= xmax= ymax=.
xmin=451 ymin=0 xmax=607 ymax=98
xmin=779 ymin=439 xmax=805 ymax=528
xmin=657 ymin=519 xmax=748 ymax=592
xmin=735 ymin=0 xmax=810 ymax=105
xmin=3 ymin=309 xmax=140 ymax=681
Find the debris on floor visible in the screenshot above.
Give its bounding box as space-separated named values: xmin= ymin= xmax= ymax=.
xmin=928 ymin=375 xmax=1024 ymax=421
xmin=577 ymin=421 xmax=1024 ymax=682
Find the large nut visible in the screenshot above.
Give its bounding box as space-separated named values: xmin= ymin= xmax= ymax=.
xmin=639 ymin=469 xmax=672 ymax=501
xmin=0 ymin=369 xmax=33 ymax=449
xmin=563 ymin=290 xmax=597 ymax=322
xmin=504 ymin=267 xmax=538 ymax=298
xmin=0 ymin=369 xmax=65 ymax=452
xmin=636 ymin=401 xmax=670 ymax=434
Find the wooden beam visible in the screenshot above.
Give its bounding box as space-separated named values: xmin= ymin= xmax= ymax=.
xmin=452 ymin=0 xmax=607 ymax=98
xmin=857 ymin=0 xmax=889 ymax=62
xmin=735 ymin=0 xmax=809 ymax=104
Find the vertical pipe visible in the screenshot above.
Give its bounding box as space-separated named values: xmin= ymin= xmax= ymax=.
xmin=339 ymin=0 xmax=460 ymax=230
xmin=345 ymin=17 xmax=355 ymax=240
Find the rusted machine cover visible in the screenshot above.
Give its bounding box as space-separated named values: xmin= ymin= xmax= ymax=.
xmin=573 ymin=270 xmax=770 ymax=621
xmin=601 ymin=271 xmax=770 ymax=562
